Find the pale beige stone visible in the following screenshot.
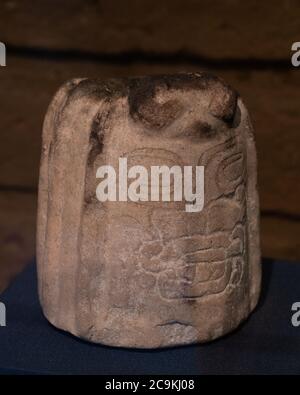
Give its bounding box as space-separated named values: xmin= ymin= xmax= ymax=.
xmin=37 ymin=72 xmax=261 ymax=348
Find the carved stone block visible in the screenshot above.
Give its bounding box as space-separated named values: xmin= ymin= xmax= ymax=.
xmin=37 ymin=73 xmax=261 ymax=348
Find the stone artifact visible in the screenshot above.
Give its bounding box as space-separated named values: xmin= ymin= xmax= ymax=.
xmin=37 ymin=72 xmax=261 ymax=348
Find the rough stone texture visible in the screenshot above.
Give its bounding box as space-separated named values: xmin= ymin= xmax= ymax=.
xmin=37 ymin=72 xmax=261 ymax=348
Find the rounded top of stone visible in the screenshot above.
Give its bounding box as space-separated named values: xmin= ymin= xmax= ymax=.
xmin=61 ymin=72 xmax=239 ymax=131
xmin=127 ymin=72 xmax=239 ymax=130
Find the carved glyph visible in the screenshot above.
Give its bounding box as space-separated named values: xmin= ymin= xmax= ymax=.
xmin=37 ymin=73 xmax=261 ymax=348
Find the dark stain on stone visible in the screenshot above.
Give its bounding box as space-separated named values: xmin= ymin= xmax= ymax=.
xmin=128 ymin=73 xmax=217 ymax=121
xmin=68 ymin=78 xmax=127 ymax=103
xmin=181 ymin=120 xmax=217 ymax=141
xmin=209 ymin=83 xmax=238 ymax=126
xmin=231 ymin=103 xmax=242 ymax=129
xmin=87 ymin=112 xmax=104 ymax=167
xmin=128 ymin=72 xmax=238 ymax=131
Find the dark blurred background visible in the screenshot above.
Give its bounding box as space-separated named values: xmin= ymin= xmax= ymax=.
xmin=0 ymin=0 xmax=299 ymax=292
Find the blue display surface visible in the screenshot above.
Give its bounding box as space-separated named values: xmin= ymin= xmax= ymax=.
xmin=0 ymin=259 xmax=299 ymax=375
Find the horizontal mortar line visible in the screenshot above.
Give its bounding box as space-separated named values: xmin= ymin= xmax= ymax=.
xmin=6 ymin=43 xmax=292 ymax=70
xmin=260 ymin=209 xmax=300 ymax=223
xmin=0 ymin=184 xmax=37 ymax=194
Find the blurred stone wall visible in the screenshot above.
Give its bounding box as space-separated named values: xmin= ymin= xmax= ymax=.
xmin=0 ymin=0 xmax=300 ymax=292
